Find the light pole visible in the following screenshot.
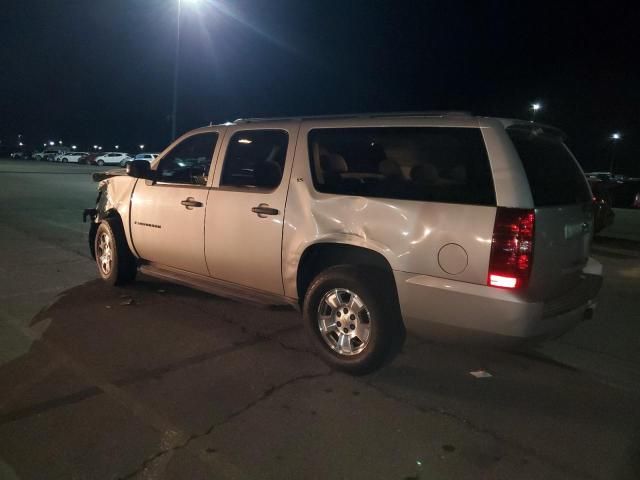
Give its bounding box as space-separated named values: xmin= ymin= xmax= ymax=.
xmin=171 ymin=0 xmax=199 ymax=141
xmin=530 ymin=103 xmax=541 ymax=122
xmin=609 ymin=132 xmax=621 ymax=175
xmin=171 ymin=0 xmax=183 ymax=141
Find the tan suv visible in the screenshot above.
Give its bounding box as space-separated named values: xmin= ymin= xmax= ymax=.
xmin=86 ymin=112 xmax=602 ymax=373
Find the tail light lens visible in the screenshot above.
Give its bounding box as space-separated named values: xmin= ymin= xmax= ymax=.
xmin=488 ymin=208 xmax=535 ymax=289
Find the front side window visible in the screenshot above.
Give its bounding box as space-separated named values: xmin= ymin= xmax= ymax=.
xmin=220 ymin=130 xmax=289 ymax=189
xmin=155 ymin=132 xmax=218 ymax=185
xmin=308 ymin=127 xmax=495 ymax=205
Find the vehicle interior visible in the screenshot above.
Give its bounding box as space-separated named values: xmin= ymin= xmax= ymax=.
xmin=309 ymin=127 xmax=495 ymax=205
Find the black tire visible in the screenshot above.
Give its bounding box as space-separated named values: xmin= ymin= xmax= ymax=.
xmin=302 ymin=265 xmax=404 ymax=375
xmin=97 ymin=160 xmax=104 ymax=166
xmin=62 ymin=158 xmax=68 ymax=163
xmin=94 ymin=218 xmax=137 ymax=286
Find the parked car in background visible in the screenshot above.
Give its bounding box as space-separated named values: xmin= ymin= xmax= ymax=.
xmin=33 ymin=148 xmax=63 ymax=161
xmin=585 ymin=171 xmax=640 ymax=209
xmin=10 ymin=151 xmax=29 ymax=159
xmin=86 ymin=113 xmax=602 ymax=374
xmin=45 ymin=152 xmax=63 ymax=162
xmin=94 ymin=152 xmax=132 ymax=166
xmin=59 ymin=152 xmax=89 ymax=163
xmin=588 ymin=178 xmax=615 ymax=233
xmin=128 ymin=153 xmax=158 ymax=166
xmin=83 ymin=153 xmax=99 ymax=165
xmin=54 ymin=152 xmax=68 ymax=162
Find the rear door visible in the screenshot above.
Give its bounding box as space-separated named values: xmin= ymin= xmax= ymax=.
xmin=205 ymin=125 xmax=299 ymax=294
xmin=506 ymin=126 xmax=593 ymax=299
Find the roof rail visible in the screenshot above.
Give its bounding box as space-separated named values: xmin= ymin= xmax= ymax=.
xmin=233 ymin=110 xmax=473 ymax=124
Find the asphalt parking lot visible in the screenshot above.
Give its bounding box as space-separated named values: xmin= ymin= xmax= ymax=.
xmin=1 ymin=159 xmax=639 ymax=479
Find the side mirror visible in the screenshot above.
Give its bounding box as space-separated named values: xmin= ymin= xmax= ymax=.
xmin=126 ymin=160 xmax=153 ymax=180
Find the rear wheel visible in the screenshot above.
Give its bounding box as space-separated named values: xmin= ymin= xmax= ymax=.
xmin=97 ymin=159 xmax=104 ymax=166
xmin=62 ymin=158 xmax=68 ymax=163
xmin=94 ymin=218 xmax=137 ymax=286
xmin=303 ymin=265 xmax=404 ymax=374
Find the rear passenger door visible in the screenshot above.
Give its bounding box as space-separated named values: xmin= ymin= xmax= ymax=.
xmin=205 ymin=124 xmax=299 ymax=294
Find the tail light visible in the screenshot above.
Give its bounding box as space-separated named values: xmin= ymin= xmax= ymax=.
xmin=487 ymin=208 xmax=535 ymax=289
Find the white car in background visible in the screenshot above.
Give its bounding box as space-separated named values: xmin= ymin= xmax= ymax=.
xmin=59 ymin=152 xmax=89 ymax=163
xmin=53 ymin=152 xmax=69 ymax=162
xmin=132 ymin=153 xmax=159 ymax=165
xmin=94 ymin=152 xmax=132 ymax=167
xmin=33 ymin=148 xmax=63 ymax=161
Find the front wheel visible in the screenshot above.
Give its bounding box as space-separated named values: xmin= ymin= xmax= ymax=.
xmin=97 ymin=160 xmax=104 ymax=166
xmin=94 ymin=218 xmax=137 ymax=286
xmin=303 ymin=266 xmax=404 ymax=374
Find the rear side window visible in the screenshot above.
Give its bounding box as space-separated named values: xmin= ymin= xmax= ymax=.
xmin=507 ymin=128 xmax=591 ymax=206
xmin=308 ymin=127 xmax=495 ymax=205
xmin=221 ymin=130 xmax=289 ymax=189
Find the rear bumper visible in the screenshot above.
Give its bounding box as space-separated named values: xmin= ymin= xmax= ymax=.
xmin=393 ymin=259 xmax=602 ymax=343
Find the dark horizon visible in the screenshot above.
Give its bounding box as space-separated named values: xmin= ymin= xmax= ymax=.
xmin=1 ymin=0 xmax=638 ymax=174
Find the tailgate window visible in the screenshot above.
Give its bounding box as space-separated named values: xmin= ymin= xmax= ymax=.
xmin=507 ymin=128 xmax=591 ymax=206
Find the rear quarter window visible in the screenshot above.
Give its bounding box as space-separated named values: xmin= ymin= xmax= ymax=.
xmin=507 ymin=128 xmax=591 ymax=206
xmin=308 ymin=127 xmax=495 ymax=205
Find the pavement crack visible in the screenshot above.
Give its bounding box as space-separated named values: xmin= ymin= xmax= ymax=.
xmin=362 ymin=379 xmax=599 ymax=480
xmin=117 ymin=369 xmax=333 ymax=480
xmin=172 ymin=296 xmax=318 ymax=357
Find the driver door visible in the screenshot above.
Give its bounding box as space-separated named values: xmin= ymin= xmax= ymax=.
xmin=130 ymin=130 xmax=222 ymax=275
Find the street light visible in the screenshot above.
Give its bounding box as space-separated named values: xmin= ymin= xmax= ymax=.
xmin=71 ymin=145 xmax=77 ymax=150
xmin=49 ymin=141 xmax=55 ymax=146
xmin=115 ymin=145 xmax=119 ymax=150
xmin=93 ymin=145 xmax=98 ymax=150
xmin=530 ymin=102 xmax=541 ymax=122
xmin=139 ymin=144 xmax=145 ymax=150
xmin=171 ymin=0 xmax=201 ymax=141
xmin=609 ymin=132 xmax=622 ymax=175
xmin=18 ymin=142 xmax=23 ymax=147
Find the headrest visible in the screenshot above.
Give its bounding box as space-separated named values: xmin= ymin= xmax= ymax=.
xmin=411 ymin=163 xmax=439 ymax=183
xmin=450 ymin=165 xmax=467 ymax=183
xmin=256 ymin=160 xmax=282 ymax=187
xmin=379 ymin=159 xmax=402 ymax=177
xmin=320 ymin=153 xmax=348 ymax=174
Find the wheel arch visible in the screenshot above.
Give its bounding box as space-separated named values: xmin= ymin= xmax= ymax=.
xmin=296 ymin=242 xmax=399 ymax=308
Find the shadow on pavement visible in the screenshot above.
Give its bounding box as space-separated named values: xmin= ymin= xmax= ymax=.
xmin=0 ymin=276 xmax=639 ymax=479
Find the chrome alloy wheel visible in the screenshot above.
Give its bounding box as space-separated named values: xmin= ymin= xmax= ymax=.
xmin=96 ymin=231 xmax=113 ymax=276
xmin=317 ymin=288 xmax=371 ymax=356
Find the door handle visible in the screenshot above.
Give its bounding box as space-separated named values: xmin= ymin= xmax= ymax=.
xmin=181 ymin=197 xmax=203 ymax=209
xmin=251 ymin=203 xmax=279 ymax=218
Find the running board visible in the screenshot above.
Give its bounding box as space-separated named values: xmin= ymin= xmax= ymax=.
xmin=139 ymin=263 xmax=296 ymax=309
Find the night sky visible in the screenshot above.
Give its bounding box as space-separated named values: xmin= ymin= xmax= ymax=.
xmin=1 ymin=0 xmax=638 ymax=174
